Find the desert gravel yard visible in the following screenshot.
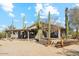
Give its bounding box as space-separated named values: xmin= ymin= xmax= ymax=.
xmin=0 ymin=39 xmax=79 ymax=56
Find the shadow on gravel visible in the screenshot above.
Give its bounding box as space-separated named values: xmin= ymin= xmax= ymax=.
xmin=57 ymin=48 xmax=79 ymax=56
xmin=65 ymin=50 xmax=79 ymax=56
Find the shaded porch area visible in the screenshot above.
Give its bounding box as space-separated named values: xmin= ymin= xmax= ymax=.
xmin=5 ymin=29 xmax=38 ymax=39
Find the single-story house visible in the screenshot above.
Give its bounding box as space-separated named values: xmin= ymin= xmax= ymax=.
xmin=5 ymin=22 xmax=65 ymax=39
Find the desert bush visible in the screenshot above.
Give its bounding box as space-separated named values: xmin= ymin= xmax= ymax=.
xmin=0 ymin=32 xmax=6 ymax=39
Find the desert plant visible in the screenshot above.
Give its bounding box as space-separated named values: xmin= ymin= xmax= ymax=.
xmin=69 ymin=7 xmax=79 ymax=38
xmin=65 ymin=8 xmax=69 ymax=39
xmin=47 ymin=11 xmax=51 ymax=45
xmin=0 ymin=32 xmax=6 ymax=39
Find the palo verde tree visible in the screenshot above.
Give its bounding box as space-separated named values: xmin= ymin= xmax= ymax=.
xmin=68 ymin=7 xmax=79 ymax=38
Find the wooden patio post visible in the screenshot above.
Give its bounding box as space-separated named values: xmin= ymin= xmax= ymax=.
xmin=27 ymin=30 xmax=29 ymax=41
xmin=58 ymin=28 xmax=61 ymax=39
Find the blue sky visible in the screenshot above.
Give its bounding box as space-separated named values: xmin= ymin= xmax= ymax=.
xmin=0 ymin=3 xmax=78 ymax=31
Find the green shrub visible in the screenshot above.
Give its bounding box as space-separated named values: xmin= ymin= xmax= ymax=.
xmin=0 ymin=32 xmax=6 ymax=39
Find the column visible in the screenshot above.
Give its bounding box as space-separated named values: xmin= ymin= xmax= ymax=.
xmin=27 ymin=30 xmax=29 ymax=41
xmin=58 ymin=28 xmax=61 ymax=39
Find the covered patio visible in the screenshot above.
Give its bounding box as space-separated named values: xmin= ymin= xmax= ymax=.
xmin=5 ymin=22 xmax=65 ymax=40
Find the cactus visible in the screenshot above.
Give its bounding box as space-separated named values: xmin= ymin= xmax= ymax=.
xmin=35 ymin=11 xmax=45 ymax=41
xmin=38 ymin=11 xmax=41 ymax=29
xmin=12 ymin=18 xmax=14 ymax=29
xmin=22 ymin=15 xmax=26 ymax=30
xmin=48 ymin=11 xmax=51 ymax=45
xmin=65 ymin=8 xmax=69 ymax=39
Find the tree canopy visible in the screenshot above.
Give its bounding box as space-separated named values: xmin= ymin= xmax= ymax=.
xmin=68 ymin=6 xmax=79 ymax=38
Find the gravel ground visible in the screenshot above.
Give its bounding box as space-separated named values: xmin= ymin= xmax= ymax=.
xmin=0 ymin=39 xmax=79 ymax=56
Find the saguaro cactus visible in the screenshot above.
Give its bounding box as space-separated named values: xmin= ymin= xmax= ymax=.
xmin=65 ymin=8 xmax=69 ymax=39
xmin=35 ymin=11 xmax=45 ymax=41
xmin=22 ymin=15 xmax=26 ymax=30
xmin=11 ymin=18 xmax=14 ymax=30
xmin=35 ymin=11 xmax=41 ymax=41
xmin=38 ymin=11 xmax=41 ymax=41
xmin=38 ymin=11 xmax=40 ymax=29
xmin=48 ymin=11 xmax=51 ymax=45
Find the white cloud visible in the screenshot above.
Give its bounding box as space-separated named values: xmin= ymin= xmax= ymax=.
xmin=35 ymin=3 xmax=59 ymax=19
xmin=45 ymin=6 xmax=59 ymax=15
xmin=73 ymin=3 xmax=79 ymax=8
xmin=73 ymin=3 xmax=79 ymax=7
xmin=0 ymin=0 xmax=14 ymax=13
xmin=0 ymin=25 xmax=6 ymax=28
xmin=24 ymin=21 xmax=28 ymax=24
xmin=0 ymin=0 xmax=15 ymax=18
xmin=9 ymin=12 xmax=15 ymax=17
xmin=21 ymin=13 xmax=25 ymax=17
xmin=35 ymin=4 xmax=60 ymax=27
xmin=75 ymin=4 xmax=79 ymax=7
xmin=28 ymin=7 xmax=31 ymax=10
xmin=14 ymin=19 xmax=20 ymax=22
xmin=31 ymin=21 xmax=34 ymax=24
xmin=35 ymin=4 xmax=43 ymax=13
